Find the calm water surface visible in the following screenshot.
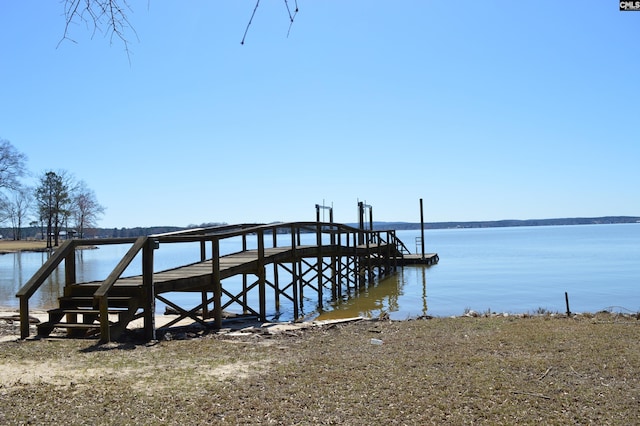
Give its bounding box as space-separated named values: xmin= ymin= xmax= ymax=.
xmin=1 ymin=224 xmax=639 ymax=320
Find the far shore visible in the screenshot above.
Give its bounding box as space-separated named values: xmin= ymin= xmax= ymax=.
xmin=0 ymin=240 xmax=49 ymax=254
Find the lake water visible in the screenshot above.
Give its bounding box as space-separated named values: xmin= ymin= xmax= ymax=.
xmin=1 ymin=223 xmax=639 ymax=320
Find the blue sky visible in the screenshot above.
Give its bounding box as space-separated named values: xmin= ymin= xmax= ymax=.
xmin=1 ymin=1 xmax=638 ymax=228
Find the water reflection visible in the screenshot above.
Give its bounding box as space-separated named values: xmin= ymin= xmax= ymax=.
xmin=1 ymin=250 xmax=62 ymax=310
xmin=315 ymin=266 xmax=430 ymax=321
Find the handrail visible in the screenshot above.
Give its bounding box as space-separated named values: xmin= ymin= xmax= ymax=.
xmin=94 ymin=236 xmax=148 ymax=298
xmin=16 ymin=239 xmax=74 ymax=299
xmin=153 ymin=221 xmax=387 ymax=246
xmin=393 ymin=234 xmax=413 ymax=255
xmin=16 ymin=239 xmax=75 ymax=339
xmin=151 ymin=223 xmax=261 ymax=237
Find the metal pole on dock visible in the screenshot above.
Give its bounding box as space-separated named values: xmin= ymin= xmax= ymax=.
xmin=420 ymin=198 xmax=425 ymax=259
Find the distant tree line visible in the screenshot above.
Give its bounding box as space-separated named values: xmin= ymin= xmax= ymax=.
xmin=367 ymin=217 xmax=640 ymax=231
xmin=0 ymin=138 xmax=105 ymax=247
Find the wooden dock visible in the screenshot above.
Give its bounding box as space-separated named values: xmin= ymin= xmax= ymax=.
xmin=16 ymin=222 xmax=438 ymax=343
xmin=399 ymin=253 xmax=439 ymax=265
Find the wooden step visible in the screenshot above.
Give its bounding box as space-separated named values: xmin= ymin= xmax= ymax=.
xmin=45 ymin=308 xmax=132 ymax=326
xmin=65 ymin=284 xmax=144 ymax=298
xmin=59 ymin=296 xmax=137 ymax=308
xmin=48 ymin=308 xmax=130 ymax=316
xmin=37 ymin=321 xmax=101 ymax=338
xmin=44 ymin=322 xmax=100 ymax=330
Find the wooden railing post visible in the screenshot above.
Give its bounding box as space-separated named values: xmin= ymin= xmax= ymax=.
xmin=290 ymin=224 xmax=299 ymax=319
xmin=64 ymin=244 xmax=78 ymax=330
xmin=99 ymin=295 xmax=110 ymax=343
xmin=142 ymin=238 xmax=156 ymax=341
xmin=19 ymin=297 xmax=29 ymax=340
xmin=257 ymin=230 xmax=266 ymax=322
xmin=316 ymin=221 xmax=323 ymax=307
xmin=199 ymin=240 xmax=206 ymax=262
xmin=391 ymin=230 xmax=398 ymax=271
xmin=64 ymin=243 xmax=77 ymax=287
xmin=376 ymin=231 xmax=383 ymax=278
xmin=330 ymin=225 xmax=337 ymax=300
xmin=272 ymin=228 xmax=280 ymax=312
xmin=336 ymin=231 xmax=342 ymax=300
xmin=199 ymin=239 xmax=208 ymax=319
xmin=365 ymin=232 xmax=372 ymax=283
xmin=212 ymin=237 xmax=222 ymax=329
xmin=242 ymin=233 xmax=248 ymax=313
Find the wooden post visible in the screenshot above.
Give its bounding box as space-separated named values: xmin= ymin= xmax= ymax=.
xmin=316 ymin=221 xmax=323 ymax=307
xmin=200 ymin=240 xmax=206 ymax=261
xmin=385 ymin=231 xmax=391 ymax=276
xmin=64 ymin=244 xmax=78 ymax=332
xmin=212 ymin=238 xmax=222 ymax=329
xmin=358 ymin=202 xmax=364 ymax=245
xmin=420 ymin=198 xmax=425 ymax=259
xmin=242 ymin=234 xmax=248 ymax=313
xmin=272 ymin=228 xmax=280 ymax=311
xmin=199 ymin=239 xmax=207 ymax=317
xmin=376 ymin=232 xmax=383 ymax=278
xmin=391 ymin=231 xmax=398 ymax=272
xmin=19 ymin=298 xmax=29 ymax=340
xmin=257 ymin=230 xmax=266 ymax=322
xmin=99 ymin=295 xmax=110 ymax=343
xmin=355 ymin=231 xmax=364 ymax=288
xmin=565 ymin=292 xmax=571 ymax=316
xmin=273 ymin=262 xmax=280 ymax=312
xmin=291 ymin=225 xmax=299 ymax=320
xmin=330 ymin=225 xmax=337 ymax=301
xmin=368 ymin=236 xmax=374 ymax=283
xmin=142 ymin=238 xmax=156 ymax=341
xmin=336 ymin=232 xmax=342 ymax=300
xmin=64 ymin=243 xmax=76 ymax=286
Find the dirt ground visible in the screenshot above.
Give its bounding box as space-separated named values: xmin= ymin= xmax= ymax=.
xmin=1 ymin=311 xmax=639 ymax=425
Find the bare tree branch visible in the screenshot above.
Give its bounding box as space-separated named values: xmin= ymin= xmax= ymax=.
xmin=284 ymin=0 xmax=299 ymax=38
xmin=59 ymin=0 xmax=138 ymax=61
xmin=242 ymin=0 xmax=300 ymax=45
xmin=241 ymin=0 xmax=261 ymax=46
xmin=58 ymin=1 xmax=299 ymax=55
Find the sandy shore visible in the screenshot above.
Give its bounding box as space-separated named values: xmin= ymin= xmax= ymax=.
xmin=0 ymin=307 xmax=361 ymax=343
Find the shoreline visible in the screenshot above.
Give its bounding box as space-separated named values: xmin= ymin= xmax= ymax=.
xmin=0 ymin=240 xmax=49 ymax=254
xmin=3 ymin=305 xmax=638 ymax=344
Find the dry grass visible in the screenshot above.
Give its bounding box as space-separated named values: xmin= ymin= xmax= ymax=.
xmin=0 ymin=240 xmax=48 ymax=253
xmin=1 ymin=313 xmax=639 ymax=425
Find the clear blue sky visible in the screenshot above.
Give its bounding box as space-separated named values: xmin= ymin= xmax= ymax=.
xmin=1 ymin=1 xmax=638 ymax=228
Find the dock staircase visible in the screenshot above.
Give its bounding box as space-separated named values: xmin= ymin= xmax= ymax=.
xmin=37 ymin=282 xmax=144 ymax=340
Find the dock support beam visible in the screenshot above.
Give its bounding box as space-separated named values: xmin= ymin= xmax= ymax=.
xmin=142 ymin=238 xmax=156 ymax=341
xmin=258 ymin=230 xmax=267 ymax=322
xmin=420 ymin=198 xmax=426 ymax=260
xmin=212 ymin=238 xmax=222 ymax=329
xmin=316 ymin=221 xmax=323 ymax=307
